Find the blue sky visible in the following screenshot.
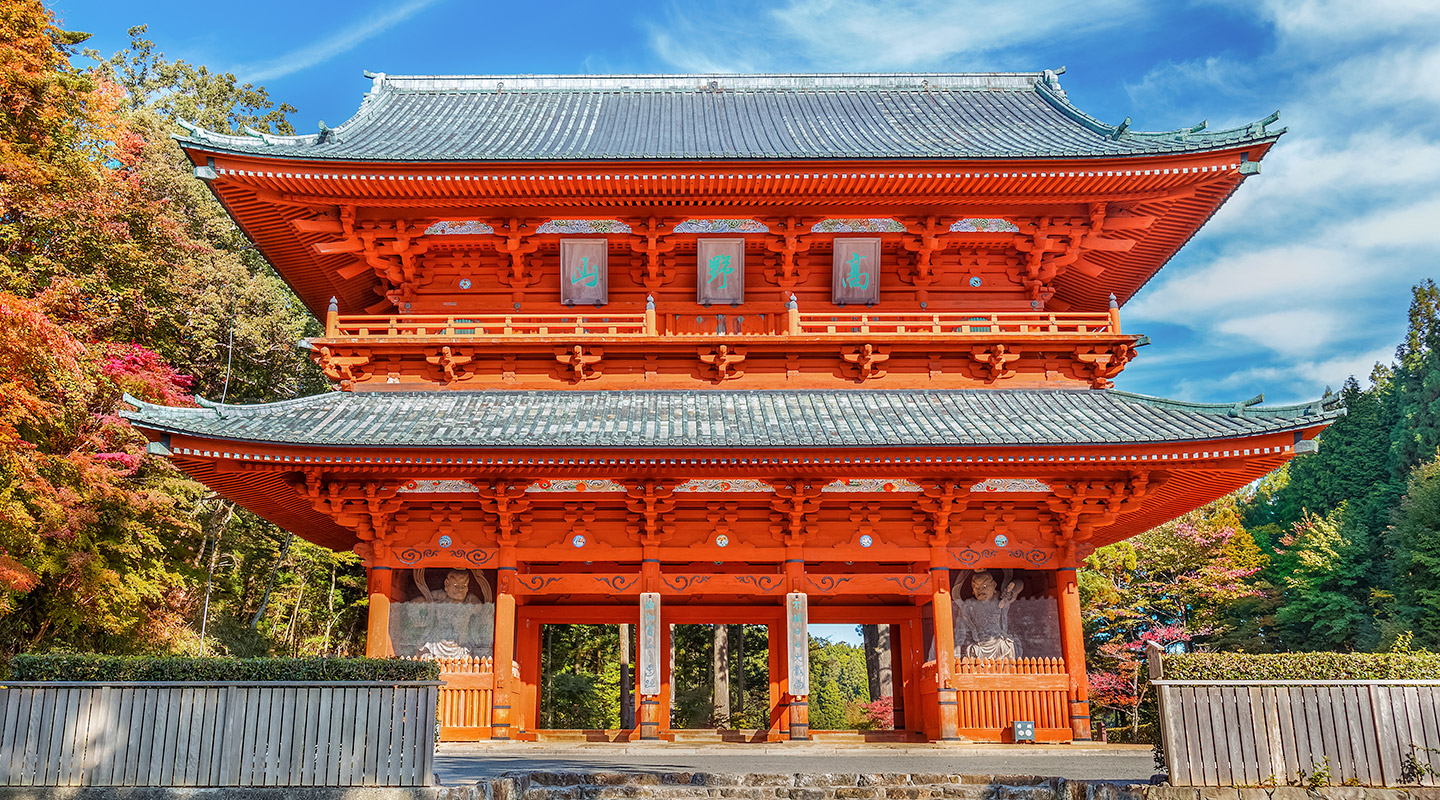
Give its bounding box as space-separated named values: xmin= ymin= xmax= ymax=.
xmin=54 ymin=0 xmax=1440 ymax=409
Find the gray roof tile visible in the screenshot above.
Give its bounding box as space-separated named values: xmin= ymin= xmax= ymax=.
xmin=176 ymin=72 xmax=1281 ymax=162
xmin=121 ymin=389 xmax=1335 ymax=450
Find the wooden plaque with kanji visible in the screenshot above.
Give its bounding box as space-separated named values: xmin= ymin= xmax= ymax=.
xmin=560 ymin=238 xmax=608 ymax=306
xmin=832 ymin=237 xmax=881 ymax=306
xmin=696 ymin=238 xmax=745 ymax=306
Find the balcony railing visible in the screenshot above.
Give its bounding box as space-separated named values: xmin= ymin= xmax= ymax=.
xmin=325 ymin=307 xmax=1121 ymax=339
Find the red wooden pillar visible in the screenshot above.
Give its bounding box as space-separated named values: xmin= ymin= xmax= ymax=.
xmin=901 ymin=614 xmax=924 ymax=738
xmin=767 ymin=622 xmax=788 ymax=741
xmin=365 ymin=566 xmax=393 ymax=658
xmin=785 ymin=592 xmax=810 ymax=740
xmin=637 ymin=592 xmax=662 ymax=740
xmin=660 ymin=621 xmax=674 ymax=736
xmin=930 ymin=564 xmax=962 ymax=741
xmin=1057 ymin=566 xmax=1092 ymax=741
xmin=491 ymin=550 xmax=517 ymax=740
xmin=517 ymin=612 xmax=541 ymax=735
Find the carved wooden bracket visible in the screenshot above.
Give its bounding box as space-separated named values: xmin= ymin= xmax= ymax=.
xmin=768 ymin=480 xmax=825 ymax=545
xmin=846 ymin=502 xmax=883 ymax=547
xmin=1042 ymin=472 xmax=1153 ymax=559
xmin=900 ymin=217 xmax=953 ymax=300
xmin=627 ymin=217 xmax=679 ymax=290
xmin=914 ymin=480 xmax=974 ymax=546
xmin=553 ymin=345 xmax=604 ymax=383
xmin=317 ymin=346 xmax=371 ymax=390
xmin=474 ymin=480 xmax=533 ymax=546
xmin=840 ymin=344 xmax=890 ymax=382
xmin=762 ymin=217 xmax=813 ymax=292
xmin=623 ymin=480 xmax=678 ymax=544
xmin=1008 ymin=203 xmax=1151 ymax=303
xmin=697 ymin=345 xmax=746 ymax=383
xmin=1074 ymin=343 xmax=1138 ymax=389
xmin=426 ymin=346 xmax=474 ymax=384
xmin=492 ymin=218 xmax=543 ymax=302
xmin=304 ymin=208 xmax=436 ymax=312
xmin=970 ymin=344 xmax=1020 ymax=383
xmin=292 ymin=473 xmax=404 ymax=558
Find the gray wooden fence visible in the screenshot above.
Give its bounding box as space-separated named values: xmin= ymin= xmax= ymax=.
xmin=0 ymin=681 xmax=439 ymax=787
xmin=1148 ymin=645 xmax=1440 ymax=787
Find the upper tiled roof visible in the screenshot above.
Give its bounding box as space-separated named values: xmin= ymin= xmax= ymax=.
xmin=123 ymin=389 xmax=1333 ymax=450
xmin=175 ymin=72 xmax=1282 ymax=162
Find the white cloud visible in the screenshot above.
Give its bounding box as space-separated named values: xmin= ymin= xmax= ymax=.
xmin=645 ymin=0 xmax=1148 ymax=73
xmin=236 ymin=0 xmax=441 ymax=82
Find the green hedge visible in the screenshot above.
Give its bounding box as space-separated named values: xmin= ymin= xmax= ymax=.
xmin=1165 ymin=651 xmax=1440 ymax=681
xmin=7 ymin=654 xmax=440 ymax=682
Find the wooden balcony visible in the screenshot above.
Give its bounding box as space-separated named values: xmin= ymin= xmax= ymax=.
xmin=310 ymin=304 xmax=1140 ymax=390
xmin=326 ymin=308 xmax=1120 ymax=339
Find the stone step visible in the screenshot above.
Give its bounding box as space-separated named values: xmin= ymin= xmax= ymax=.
xmin=502 ymin=774 xmax=1074 ymax=800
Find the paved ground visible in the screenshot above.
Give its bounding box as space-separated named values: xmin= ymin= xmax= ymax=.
xmin=433 ymin=742 xmax=1160 ymax=784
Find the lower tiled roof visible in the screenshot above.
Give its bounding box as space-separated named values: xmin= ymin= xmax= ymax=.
xmin=121 ymin=390 xmax=1336 ymax=450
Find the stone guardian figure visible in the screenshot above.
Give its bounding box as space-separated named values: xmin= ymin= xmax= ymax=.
xmin=952 ymin=569 xmax=1024 ymax=660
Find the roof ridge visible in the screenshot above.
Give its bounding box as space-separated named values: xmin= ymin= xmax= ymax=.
xmin=367 ymin=72 xmax=1051 ymax=93
xmin=1105 ymin=388 xmax=1326 ymax=418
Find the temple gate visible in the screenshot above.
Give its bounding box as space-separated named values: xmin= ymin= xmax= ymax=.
xmin=127 ymin=71 xmax=1335 ymax=742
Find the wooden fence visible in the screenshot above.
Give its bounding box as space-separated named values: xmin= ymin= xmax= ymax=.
xmin=0 ymin=681 xmax=439 ymax=787
xmin=954 ymin=657 xmax=1071 ymax=742
xmin=427 ymin=656 xmax=496 ymax=741
xmin=1148 ymin=646 xmax=1440 ymax=787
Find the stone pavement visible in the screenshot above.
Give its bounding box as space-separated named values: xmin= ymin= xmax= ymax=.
xmin=433 ymin=743 xmax=1160 ymax=785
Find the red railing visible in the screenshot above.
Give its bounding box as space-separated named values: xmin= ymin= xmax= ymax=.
xmin=333 ymin=313 xmax=647 ymax=338
xmin=952 ymin=657 xmax=1070 ymax=741
xmin=797 ymin=311 xmax=1115 ymax=335
xmin=326 ymin=308 xmax=1120 ymax=339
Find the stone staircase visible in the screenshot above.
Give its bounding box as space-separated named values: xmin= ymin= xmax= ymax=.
xmin=475 ymin=772 xmax=1145 ymax=800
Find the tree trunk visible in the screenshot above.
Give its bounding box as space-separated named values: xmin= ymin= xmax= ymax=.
xmin=734 ymin=624 xmax=745 ymax=722
xmin=863 ymin=624 xmax=881 ymax=701
xmin=619 ymin=623 xmax=635 ymax=729
xmin=713 ymin=623 xmax=730 ymax=727
xmin=251 ymin=531 xmax=293 ymax=630
xmin=284 ymin=581 xmax=305 ymax=654
xmin=321 ymin=560 xmax=338 ymax=655
xmin=876 ymin=624 xmax=894 ymax=698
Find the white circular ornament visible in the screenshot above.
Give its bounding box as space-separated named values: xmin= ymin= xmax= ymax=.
xmin=715 ymin=534 xmax=729 ymax=548
xmin=994 ymin=534 xmax=1009 ymax=547
xmin=859 ymin=534 xmax=874 ymax=548
xmin=438 ymin=535 xmax=452 ymax=548
xmin=572 ymin=534 xmax=586 ymax=548
xmin=458 ymin=278 xmax=472 ymax=289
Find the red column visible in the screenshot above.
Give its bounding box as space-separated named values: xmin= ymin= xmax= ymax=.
xmin=517 ymin=614 xmax=541 ymax=735
xmin=1057 ymin=566 xmax=1092 ymax=741
xmin=491 ymin=548 xmax=517 ymax=740
xmin=930 ymin=563 xmax=962 ymax=741
xmin=660 ymin=621 xmax=674 ymax=736
xmin=767 ymin=622 xmax=788 ymax=741
xmin=365 ymin=566 xmax=393 ymax=658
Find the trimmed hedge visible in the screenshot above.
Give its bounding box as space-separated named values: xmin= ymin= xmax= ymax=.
xmin=1165 ymin=651 xmax=1440 ymax=681
xmin=7 ymin=654 xmax=440 ymax=683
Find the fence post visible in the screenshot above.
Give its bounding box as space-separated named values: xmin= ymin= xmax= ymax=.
xmin=1108 ymin=293 xmax=1122 ymax=334
xmin=645 ymin=295 xmax=657 ymax=336
xmin=325 ymin=297 xmax=339 ymax=337
xmin=786 ymin=294 xmax=800 ymax=336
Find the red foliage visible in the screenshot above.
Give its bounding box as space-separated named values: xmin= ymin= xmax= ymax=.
xmin=860 ymin=695 xmax=894 ymax=729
